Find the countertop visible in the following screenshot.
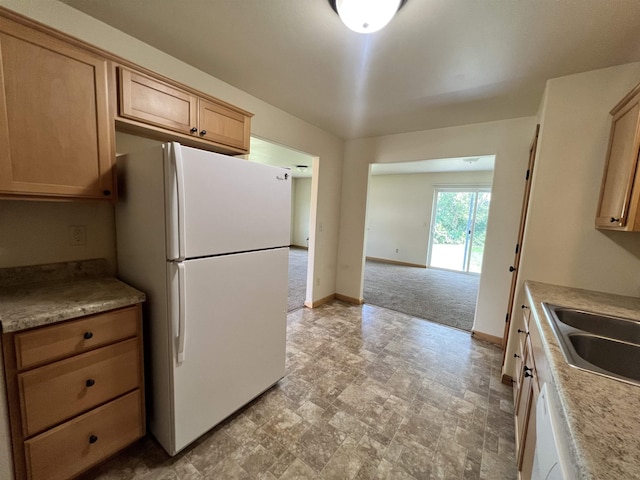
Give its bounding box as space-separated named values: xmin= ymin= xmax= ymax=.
xmin=524 ymin=281 xmax=640 ymax=480
xmin=0 ymin=259 xmax=145 ymax=333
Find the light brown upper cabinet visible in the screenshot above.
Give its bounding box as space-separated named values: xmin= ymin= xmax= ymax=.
xmin=116 ymin=66 xmax=252 ymax=154
xmin=0 ymin=15 xmax=115 ymax=201
xmin=596 ymin=82 xmax=640 ymax=231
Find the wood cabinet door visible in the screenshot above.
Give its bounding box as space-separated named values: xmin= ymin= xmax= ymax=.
xmin=198 ymin=98 xmax=250 ymax=151
xmin=596 ymin=88 xmax=640 ymax=229
xmin=119 ymin=67 xmax=198 ymax=136
xmin=0 ymin=18 xmax=114 ymax=199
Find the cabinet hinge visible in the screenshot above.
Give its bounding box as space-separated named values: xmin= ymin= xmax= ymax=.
xmin=525 ymin=169 xmax=530 ymax=180
xmin=505 ymin=313 xmax=509 ymax=323
xmin=515 ymin=243 xmax=519 ymax=254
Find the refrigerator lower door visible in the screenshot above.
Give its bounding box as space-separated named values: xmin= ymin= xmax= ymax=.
xmin=167 ymin=247 xmax=288 ymax=455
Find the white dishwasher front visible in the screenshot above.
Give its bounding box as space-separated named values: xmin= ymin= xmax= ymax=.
xmin=532 ymin=383 xmax=568 ymax=480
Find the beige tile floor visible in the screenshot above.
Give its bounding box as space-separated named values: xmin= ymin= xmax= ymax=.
xmin=81 ymin=301 xmax=516 ymax=480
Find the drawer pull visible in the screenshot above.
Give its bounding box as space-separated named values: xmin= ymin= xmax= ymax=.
xmin=83 ymin=332 xmax=93 ymax=340
xmin=85 ymin=379 xmax=95 ymax=387
xmin=89 ymin=434 xmax=98 ymax=444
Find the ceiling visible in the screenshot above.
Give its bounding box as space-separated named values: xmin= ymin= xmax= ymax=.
xmin=60 ymin=0 xmax=640 ymax=140
xmin=370 ymin=155 xmax=494 ymax=175
xmin=249 ymin=137 xmax=315 ymax=178
xmin=248 ymin=137 xmax=494 ymax=177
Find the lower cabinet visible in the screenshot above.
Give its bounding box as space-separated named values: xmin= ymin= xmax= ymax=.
xmin=2 ymin=305 xmax=145 ymax=480
xmin=513 ymin=301 xmax=540 ymax=480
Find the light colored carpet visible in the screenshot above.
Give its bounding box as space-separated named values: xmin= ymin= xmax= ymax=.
xmin=363 ymin=260 xmax=479 ymax=331
xmin=288 ymin=247 xmax=308 ymax=311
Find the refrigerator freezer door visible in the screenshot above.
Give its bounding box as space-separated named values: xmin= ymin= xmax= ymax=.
xmin=165 ymin=143 xmax=291 ymax=260
xmin=169 ymin=247 xmax=288 ymax=454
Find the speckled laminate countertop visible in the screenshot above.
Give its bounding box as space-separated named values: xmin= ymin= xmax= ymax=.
xmin=524 ymin=281 xmax=640 ymax=480
xmin=0 ymin=259 xmax=145 ymax=333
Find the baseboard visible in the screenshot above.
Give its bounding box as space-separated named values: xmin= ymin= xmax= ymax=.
xmin=304 ymin=294 xmax=335 ymax=308
xmin=366 ymin=256 xmax=426 ymax=268
xmin=471 ymin=330 xmax=503 ymax=345
xmin=335 ymin=293 xmax=364 ymax=305
xmin=501 ymin=373 xmax=514 ymax=386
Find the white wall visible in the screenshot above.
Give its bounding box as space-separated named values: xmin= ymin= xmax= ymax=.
xmin=0 ymin=0 xmax=344 ymax=304
xmin=292 ymin=177 xmax=312 ymax=248
xmin=518 ymin=63 xmax=640 ymax=294
xmin=366 ymin=171 xmax=494 ymax=266
xmin=336 ymin=117 xmax=537 ymax=337
xmin=0 ymin=201 xmax=116 ymax=272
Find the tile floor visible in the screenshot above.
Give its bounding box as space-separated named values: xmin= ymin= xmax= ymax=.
xmin=81 ymin=301 xmax=516 ymax=480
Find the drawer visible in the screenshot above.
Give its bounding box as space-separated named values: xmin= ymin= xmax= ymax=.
xmin=14 ymin=306 xmax=138 ymax=370
xmin=19 ymin=338 xmax=140 ymax=437
xmin=24 ymin=389 xmax=144 ymax=480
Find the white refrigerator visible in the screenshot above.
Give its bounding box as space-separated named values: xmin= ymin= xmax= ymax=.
xmin=115 ymin=142 xmax=290 ymax=456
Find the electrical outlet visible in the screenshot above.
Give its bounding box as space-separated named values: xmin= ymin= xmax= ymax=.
xmin=395 ymin=248 xmax=399 ymax=253
xmin=69 ymin=225 xmax=87 ymax=246
xmin=316 ymin=277 xmax=321 ymax=287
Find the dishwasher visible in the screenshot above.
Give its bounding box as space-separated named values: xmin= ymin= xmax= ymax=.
xmin=532 ymin=383 xmax=569 ymax=480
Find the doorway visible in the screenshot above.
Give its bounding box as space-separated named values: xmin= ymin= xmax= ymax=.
xmin=427 ymin=187 xmax=491 ymax=273
xmin=248 ymin=137 xmax=317 ymax=311
xmin=363 ymin=157 xmax=495 ymax=331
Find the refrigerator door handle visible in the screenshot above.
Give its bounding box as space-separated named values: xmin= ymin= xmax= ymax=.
xmin=177 ymin=262 xmax=187 ymax=363
xmin=174 ymin=143 xmax=187 ymax=261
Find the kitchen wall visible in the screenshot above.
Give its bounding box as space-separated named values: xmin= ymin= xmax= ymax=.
xmin=0 ymin=201 xmax=117 ymax=272
xmin=502 ymin=64 xmax=640 ymax=377
xmin=0 ymin=0 xmax=344 ymax=305
xmin=337 ymin=117 xmax=536 ymax=337
xmin=292 ymin=177 xmax=312 ymax=248
xmin=518 ymin=62 xmax=640 ymax=295
xmin=502 ymin=62 xmax=640 ymax=378
xmin=366 ymin=171 xmax=494 ymax=266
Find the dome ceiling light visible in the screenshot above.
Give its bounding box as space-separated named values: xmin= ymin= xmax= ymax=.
xmin=329 ymin=0 xmax=407 ymax=34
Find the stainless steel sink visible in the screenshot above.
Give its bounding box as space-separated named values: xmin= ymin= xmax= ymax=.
xmin=543 ymin=304 xmax=640 ymax=386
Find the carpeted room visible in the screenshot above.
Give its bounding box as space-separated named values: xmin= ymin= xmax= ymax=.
xmin=288 ymin=166 xmax=492 ymax=333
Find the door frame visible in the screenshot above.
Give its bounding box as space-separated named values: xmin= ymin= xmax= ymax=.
xmin=501 ymin=125 xmax=540 ymax=362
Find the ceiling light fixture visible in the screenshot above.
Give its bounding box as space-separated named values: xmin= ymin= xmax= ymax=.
xmin=329 ymin=0 xmax=407 ymax=34
xmin=296 ymin=165 xmax=309 ymax=173
xmin=463 ymin=157 xmax=480 ymax=164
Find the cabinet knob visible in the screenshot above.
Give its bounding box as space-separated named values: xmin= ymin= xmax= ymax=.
xmin=83 ymin=331 xmax=93 ymax=340
xmin=524 ymin=371 xmax=533 ymax=378
xmin=610 ymin=217 xmax=620 ymax=223
xmin=509 ymin=266 xmax=516 ymax=272
xmin=517 ymin=329 xmax=528 ymax=335
xmin=89 ymin=435 xmax=98 ymax=444
xmin=190 ymin=127 xmax=198 ymax=133
xmin=103 ymin=190 xmax=111 ymax=196
xmin=524 ymin=365 xmax=532 ymax=372
xmin=199 ymin=130 xmax=207 ymax=136
xmin=513 ymin=353 xmax=520 ymax=358
xmin=86 ymin=378 xmax=95 ymax=387
xmin=521 ymin=304 xmax=528 ymax=309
